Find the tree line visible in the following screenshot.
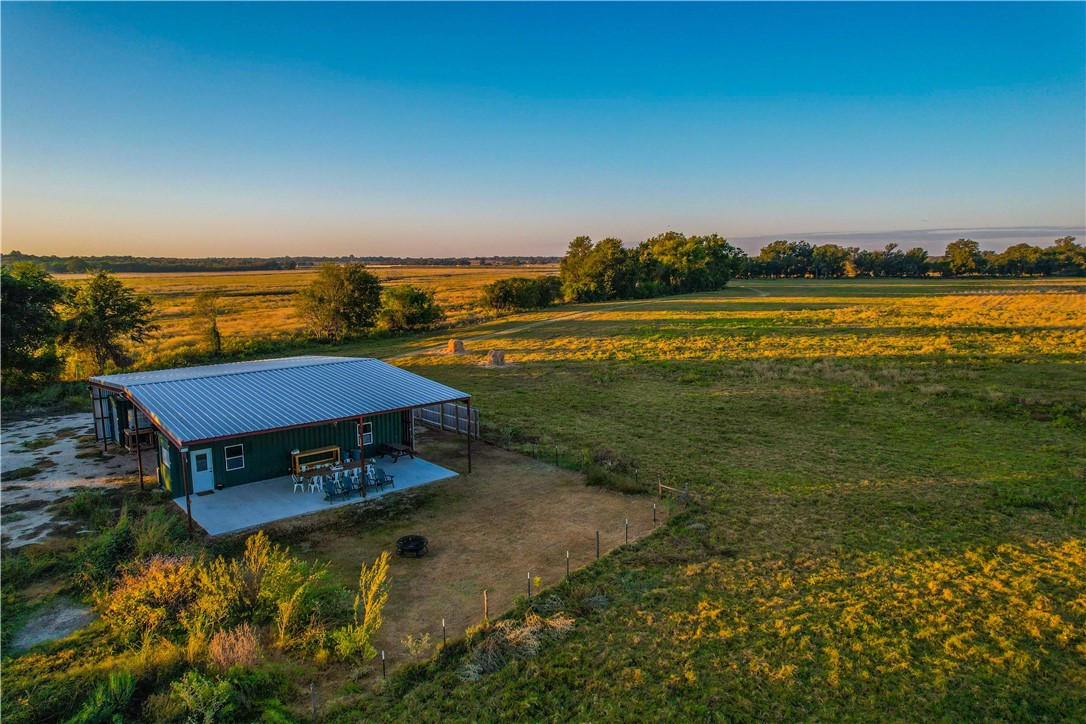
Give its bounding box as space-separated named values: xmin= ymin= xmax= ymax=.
xmin=1 ymin=262 xmax=446 ymax=391
xmin=479 ymin=233 xmax=1085 ymax=312
xmin=1 ymin=251 xmax=562 ymax=274
xmin=741 ymin=236 xmax=1085 ymax=278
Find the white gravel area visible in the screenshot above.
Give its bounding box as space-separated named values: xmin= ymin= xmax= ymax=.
xmin=1 ymin=413 xmax=147 ymax=549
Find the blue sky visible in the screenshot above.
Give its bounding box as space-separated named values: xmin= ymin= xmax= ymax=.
xmin=3 ymin=2 xmax=1084 ymax=257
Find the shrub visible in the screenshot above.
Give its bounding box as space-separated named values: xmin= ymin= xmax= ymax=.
xmin=168 ymin=671 xmax=235 ymax=724
xmin=208 ymin=624 xmax=261 ymax=670
xmin=482 ymin=276 xmax=561 ymax=311
xmin=132 ymin=507 xmax=189 ymax=559
xmin=584 ymin=465 xmax=644 ymax=495
xmin=76 ymin=509 xmax=136 ymax=589
xmin=378 ymin=285 xmax=445 ymax=331
xmin=65 ymin=489 xmax=114 ymax=530
xmin=100 ymin=555 xmax=198 ymax=644
xmin=64 ymin=670 xmax=136 ymax=724
xmin=333 ymin=551 xmax=390 ymax=662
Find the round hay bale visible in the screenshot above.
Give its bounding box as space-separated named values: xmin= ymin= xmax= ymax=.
xmin=446 ymin=339 xmax=466 ymax=354
xmin=487 ymin=350 xmax=506 ymax=367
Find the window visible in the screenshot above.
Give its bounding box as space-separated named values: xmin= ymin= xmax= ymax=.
xmin=224 ymin=444 xmax=245 ymax=471
xmin=195 ymin=453 xmax=210 ymax=472
xmin=362 ymin=422 xmax=373 ymax=445
xmin=161 ymin=442 xmax=171 ymax=468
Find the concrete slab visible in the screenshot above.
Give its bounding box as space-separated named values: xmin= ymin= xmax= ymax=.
xmin=176 ymin=455 xmax=458 ymax=536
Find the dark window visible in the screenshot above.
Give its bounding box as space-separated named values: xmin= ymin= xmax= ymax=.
xmin=224 ymin=444 xmax=245 ymax=471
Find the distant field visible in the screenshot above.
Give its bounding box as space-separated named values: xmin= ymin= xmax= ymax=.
xmin=318 ymin=277 xmax=1084 ymax=720
xmin=54 ymin=265 xmax=557 ymax=364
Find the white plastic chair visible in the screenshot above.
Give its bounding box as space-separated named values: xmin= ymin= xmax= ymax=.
xmin=292 ymin=474 xmax=305 ymax=493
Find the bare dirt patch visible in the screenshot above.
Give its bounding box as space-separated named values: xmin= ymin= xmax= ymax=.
xmin=248 ymin=429 xmax=665 ymax=676
xmin=11 ymin=599 xmax=97 ymax=651
xmin=1 ymin=413 xmax=148 ymax=549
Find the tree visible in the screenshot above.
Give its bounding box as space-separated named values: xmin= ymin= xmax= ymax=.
xmin=191 ymin=289 xmax=226 ymax=354
xmin=1 ymin=262 xmax=64 ymax=389
xmin=296 ymin=262 xmax=381 ymax=341
xmin=378 ymin=285 xmax=445 ymax=331
xmin=558 ymin=236 xmax=597 ymax=302
xmin=483 ymin=276 xmax=562 ymax=310
xmin=811 ymin=244 xmax=850 ymax=278
xmin=945 ymin=238 xmax=981 ymax=276
xmin=59 ymin=271 xmax=156 ymax=374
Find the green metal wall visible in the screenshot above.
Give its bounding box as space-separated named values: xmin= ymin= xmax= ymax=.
xmin=158 ymin=412 xmax=402 ymax=498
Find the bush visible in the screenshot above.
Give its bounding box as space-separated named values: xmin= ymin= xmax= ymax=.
xmin=584 ymin=465 xmax=644 ymax=495
xmin=65 ymin=670 xmax=136 ymax=724
xmin=132 ymin=508 xmax=189 ymax=559
xmin=208 ymin=623 xmax=261 ymax=670
xmin=76 ymin=509 xmax=136 ymax=589
xmin=168 ymin=671 xmax=235 ymax=723
xmin=65 ymin=489 xmax=115 ymax=530
xmin=481 ymin=276 xmax=561 ymax=311
xmin=100 ymin=555 xmax=199 ymax=644
xmin=378 ymin=285 xmax=445 ymax=331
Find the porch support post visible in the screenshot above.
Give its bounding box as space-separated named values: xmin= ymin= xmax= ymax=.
xmin=154 ymin=431 xmax=162 ymax=488
xmin=133 ymin=405 xmax=144 ymax=491
xmin=181 ymin=447 xmax=193 ymax=535
xmin=358 ymin=415 xmax=366 ymax=460
xmin=465 ymin=398 xmax=472 ymax=474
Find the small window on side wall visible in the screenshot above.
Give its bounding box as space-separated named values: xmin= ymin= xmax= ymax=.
xmin=224 ymin=444 xmax=245 ymax=471
xmin=362 ymin=422 xmax=373 ymax=446
xmin=161 ymin=442 xmax=171 ymax=468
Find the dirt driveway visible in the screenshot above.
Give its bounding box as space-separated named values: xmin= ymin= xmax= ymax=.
xmin=1 ymin=413 xmax=148 ymax=549
xmin=245 ymin=428 xmax=663 ymax=670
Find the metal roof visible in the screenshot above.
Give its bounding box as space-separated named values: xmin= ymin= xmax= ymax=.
xmin=89 ymin=356 xmax=469 ymax=446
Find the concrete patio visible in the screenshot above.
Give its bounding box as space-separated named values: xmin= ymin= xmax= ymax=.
xmin=176 ymin=455 xmax=458 ymax=536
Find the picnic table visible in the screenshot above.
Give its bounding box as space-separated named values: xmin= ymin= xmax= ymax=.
xmin=382 ymin=442 xmax=416 ymax=462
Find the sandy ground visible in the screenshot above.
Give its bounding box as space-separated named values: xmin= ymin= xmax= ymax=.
xmin=250 ymin=428 xmax=667 ymax=680
xmin=11 ymin=599 xmax=97 ymax=651
xmin=1 ymin=413 xmax=149 ymax=549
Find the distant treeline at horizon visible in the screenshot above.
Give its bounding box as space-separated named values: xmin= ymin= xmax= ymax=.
xmin=0 ymin=252 xmax=563 ymax=274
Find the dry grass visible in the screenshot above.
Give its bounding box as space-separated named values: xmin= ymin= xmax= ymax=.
xmin=53 ymin=265 xmax=557 ymax=363
xmin=247 ymin=429 xmax=655 ymax=675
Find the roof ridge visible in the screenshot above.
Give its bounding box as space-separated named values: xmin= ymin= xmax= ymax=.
xmin=121 ymin=356 xmax=364 ymax=388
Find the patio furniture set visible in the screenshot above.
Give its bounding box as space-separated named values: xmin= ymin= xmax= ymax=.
xmin=291 ymin=458 xmax=395 ymax=503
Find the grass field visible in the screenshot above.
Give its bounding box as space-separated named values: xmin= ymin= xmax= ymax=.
xmin=326 ymin=277 xmax=1084 ymax=720
xmin=52 ymin=265 xmax=557 ymax=367
xmin=4 ymin=277 xmax=1084 ymax=720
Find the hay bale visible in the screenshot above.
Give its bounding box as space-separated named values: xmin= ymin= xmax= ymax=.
xmin=446 ymin=339 xmax=465 ymax=354
xmin=487 ymin=350 xmax=506 ymax=367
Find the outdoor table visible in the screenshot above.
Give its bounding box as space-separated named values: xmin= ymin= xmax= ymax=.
xmin=382 ymin=442 xmax=416 ymax=462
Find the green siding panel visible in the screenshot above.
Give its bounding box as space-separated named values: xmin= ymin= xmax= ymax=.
xmin=159 ymin=412 xmax=403 ymax=497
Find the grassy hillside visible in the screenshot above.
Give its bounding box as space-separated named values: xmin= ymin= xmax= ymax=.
xmin=336 ymin=278 xmax=1085 ymax=720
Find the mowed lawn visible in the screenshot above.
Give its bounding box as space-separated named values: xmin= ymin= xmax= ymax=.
xmin=329 ymin=278 xmax=1085 ymax=720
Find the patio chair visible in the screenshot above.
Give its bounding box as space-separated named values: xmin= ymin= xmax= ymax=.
xmin=308 ymin=475 xmax=321 ymax=493
xmin=292 ymin=473 xmax=306 ymax=493
xmin=322 ymin=479 xmax=345 ymax=504
xmin=375 ymin=468 xmax=395 ymax=489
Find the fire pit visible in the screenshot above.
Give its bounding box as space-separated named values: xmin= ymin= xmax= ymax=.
xmin=396 ymin=534 xmax=429 ymax=558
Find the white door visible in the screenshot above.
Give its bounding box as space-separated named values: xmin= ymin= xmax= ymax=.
xmin=190 ymin=449 xmax=215 ymax=492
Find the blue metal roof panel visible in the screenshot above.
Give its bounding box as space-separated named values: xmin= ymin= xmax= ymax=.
xmin=90 ymin=357 xmax=469 ymax=445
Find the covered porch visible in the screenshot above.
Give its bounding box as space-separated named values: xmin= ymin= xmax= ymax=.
xmin=176 ymin=453 xmax=458 ymax=536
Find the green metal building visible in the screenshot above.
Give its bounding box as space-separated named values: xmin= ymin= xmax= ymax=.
xmin=89 ymin=356 xmax=473 ymax=512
